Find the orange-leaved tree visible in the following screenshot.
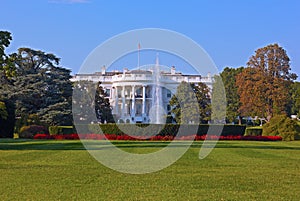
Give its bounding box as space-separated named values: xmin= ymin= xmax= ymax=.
xmin=236 ymin=43 xmax=297 ymax=120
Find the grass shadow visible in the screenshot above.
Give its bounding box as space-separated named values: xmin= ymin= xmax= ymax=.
xmin=1 ymin=139 xmax=300 ymax=151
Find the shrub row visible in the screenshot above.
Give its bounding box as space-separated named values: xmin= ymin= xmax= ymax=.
xmin=49 ymin=126 xmax=76 ymax=135
xmin=19 ymin=125 xmax=49 ymax=139
xmin=75 ymin=124 xmax=246 ymax=137
xmin=263 ymin=115 xmax=300 ymax=141
xmin=20 ymin=124 xmax=247 ymax=139
xmin=244 ymin=127 xmax=263 ymax=136
xmin=34 ymin=133 xmax=282 ymax=141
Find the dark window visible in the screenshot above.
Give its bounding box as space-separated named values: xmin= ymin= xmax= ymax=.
xmin=105 ymin=89 xmax=111 ymax=97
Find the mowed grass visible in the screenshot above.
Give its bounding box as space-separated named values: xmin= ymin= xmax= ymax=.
xmin=1 ymin=139 xmax=300 ymax=200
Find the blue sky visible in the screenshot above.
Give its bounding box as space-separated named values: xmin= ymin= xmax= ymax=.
xmin=1 ymin=0 xmax=299 ymax=78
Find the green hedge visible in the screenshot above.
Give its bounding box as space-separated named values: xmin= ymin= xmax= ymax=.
xmin=74 ymin=124 xmax=246 ymax=137
xmin=263 ymin=114 xmax=287 ymax=136
xmin=244 ymin=127 xmax=263 ymax=136
xmin=49 ymin=126 xmax=76 ymax=135
xmin=263 ymin=115 xmax=300 ymax=141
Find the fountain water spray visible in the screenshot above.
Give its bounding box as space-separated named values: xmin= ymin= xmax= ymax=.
xmin=150 ymin=53 xmax=166 ymax=124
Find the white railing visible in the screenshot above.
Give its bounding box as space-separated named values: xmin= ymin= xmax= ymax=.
xmin=72 ymin=74 xmax=213 ymax=84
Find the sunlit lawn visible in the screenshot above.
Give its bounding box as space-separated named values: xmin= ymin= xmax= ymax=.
xmin=1 ymin=139 xmax=300 ymax=200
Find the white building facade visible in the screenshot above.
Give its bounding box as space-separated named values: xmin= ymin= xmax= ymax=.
xmin=71 ymin=59 xmax=213 ymax=124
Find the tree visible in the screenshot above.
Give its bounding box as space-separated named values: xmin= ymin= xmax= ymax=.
xmin=193 ymin=82 xmax=211 ymax=123
xmin=95 ymin=82 xmax=114 ymax=123
xmin=6 ymin=47 xmax=73 ymax=126
xmin=8 ymin=48 xmax=61 ymax=115
xmin=72 ymin=80 xmax=96 ymax=123
xmin=0 ymin=31 xmax=15 ymax=79
xmin=72 ymin=81 xmax=114 ymax=124
xmin=0 ymin=101 xmax=8 ymax=120
xmin=0 ymin=31 xmax=16 ymax=138
xmin=236 ymin=43 xmax=297 ymax=119
xmin=290 ymin=81 xmax=300 ymax=117
xmin=0 ymin=99 xmax=15 ymax=138
xmin=0 ymin=31 xmax=12 ymax=58
xmin=211 ymin=75 xmax=227 ymax=124
xmin=38 ymin=66 xmax=73 ymax=125
xmin=220 ymin=67 xmax=244 ymax=123
xmin=169 ymin=81 xmax=210 ymax=124
xmin=0 ymin=31 xmax=73 ymax=133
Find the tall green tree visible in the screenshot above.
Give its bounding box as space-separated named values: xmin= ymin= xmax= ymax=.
xmin=0 ymin=31 xmax=16 ymax=137
xmin=169 ymin=81 xmax=210 ymax=124
xmin=290 ymin=81 xmax=300 ymax=117
xmin=211 ymin=75 xmax=227 ymax=124
xmin=95 ymin=82 xmax=114 ymax=123
xmin=220 ymin=67 xmax=244 ymax=123
xmin=8 ymin=47 xmax=73 ymax=126
xmin=38 ymin=66 xmax=73 ymax=125
xmin=1 ymin=31 xmax=73 ymax=134
xmin=193 ymin=82 xmax=211 ymax=123
xmin=236 ymin=43 xmax=297 ymax=119
xmin=0 ymin=31 xmax=15 ymax=79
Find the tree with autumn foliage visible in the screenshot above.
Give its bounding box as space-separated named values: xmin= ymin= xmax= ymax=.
xmin=236 ymin=43 xmax=297 ymax=120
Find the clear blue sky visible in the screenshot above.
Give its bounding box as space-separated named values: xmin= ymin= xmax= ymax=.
xmin=1 ymin=0 xmax=300 ymax=78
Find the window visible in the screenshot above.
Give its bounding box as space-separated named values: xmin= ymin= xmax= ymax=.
xmin=136 ymin=104 xmax=142 ymax=115
xmin=105 ymin=89 xmax=111 ymax=97
xmin=136 ymin=87 xmax=142 ymax=98
xmin=167 ymin=90 xmax=172 ymax=98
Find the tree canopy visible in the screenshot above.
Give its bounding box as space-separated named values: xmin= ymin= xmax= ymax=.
xmin=236 ymin=43 xmax=297 ymax=119
xmin=8 ymin=47 xmax=73 ymax=126
xmin=220 ymin=67 xmax=244 ymax=123
xmin=0 ymin=31 xmax=15 ymax=79
xmin=291 ymin=82 xmax=300 ymax=117
xmin=0 ymin=30 xmax=74 ymax=136
xmin=72 ymin=80 xmax=114 ymax=124
xmin=95 ymin=82 xmax=114 ymax=123
xmin=169 ymin=81 xmax=210 ymax=124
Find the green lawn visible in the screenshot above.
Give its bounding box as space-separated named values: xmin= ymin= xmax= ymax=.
xmin=1 ymin=139 xmax=300 ymax=200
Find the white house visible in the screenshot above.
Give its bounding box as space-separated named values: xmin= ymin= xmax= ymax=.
xmin=71 ymin=57 xmax=213 ymax=123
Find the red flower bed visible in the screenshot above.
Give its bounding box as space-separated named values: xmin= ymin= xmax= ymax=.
xmin=34 ymin=134 xmax=53 ymax=139
xmin=33 ymin=133 xmax=282 ymax=141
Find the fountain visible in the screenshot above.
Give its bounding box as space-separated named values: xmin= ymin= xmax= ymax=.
xmin=149 ymin=54 xmax=166 ymax=124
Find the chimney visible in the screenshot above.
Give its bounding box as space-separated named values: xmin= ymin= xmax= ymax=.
xmin=101 ymin=65 xmax=106 ymax=75
xmin=171 ymin=66 xmax=176 ymax=75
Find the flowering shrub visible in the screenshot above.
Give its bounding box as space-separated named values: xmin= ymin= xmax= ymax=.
xmin=19 ymin=125 xmax=49 ymax=139
xmin=34 ymin=134 xmax=52 ymax=139
xmin=33 ymin=133 xmax=282 ymax=141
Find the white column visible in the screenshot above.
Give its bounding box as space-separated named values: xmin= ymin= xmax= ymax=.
xmin=122 ymin=86 xmax=125 ymax=118
xmin=131 ymin=85 xmax=135 ymax=117
xmin=115 ymin=87 xmax=118 ymax=115
xmin=142 ymin=85 xmax=146 ymax=115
